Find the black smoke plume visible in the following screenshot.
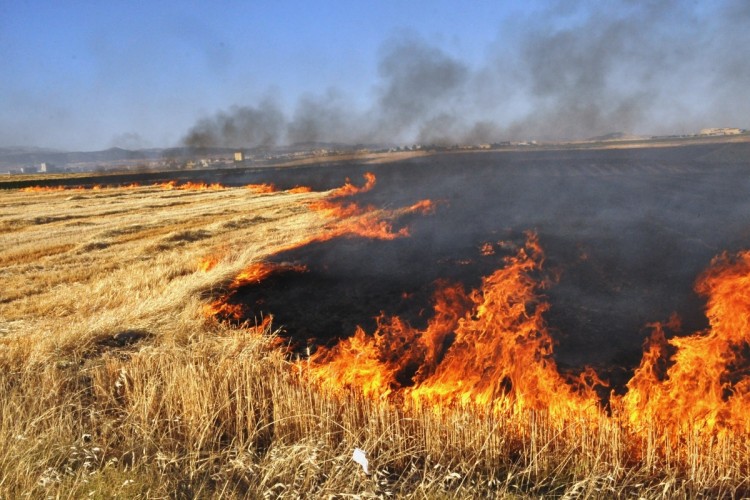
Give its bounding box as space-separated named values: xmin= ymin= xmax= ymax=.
xmin=182 ymin=0 xmax=749 ymax=148
xmin=183 ymin=99 xmax=285 ymax=149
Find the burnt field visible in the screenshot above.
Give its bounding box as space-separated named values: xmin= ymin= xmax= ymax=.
xmin=210 ymin=143 xmax=750 ymax=385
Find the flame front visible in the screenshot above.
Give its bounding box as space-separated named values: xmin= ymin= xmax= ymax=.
xmin=246 ymin=183 xmax=277 ymax=193
xmin=327 ymin=172 xmax=376 ymax=198
xmin=305 ymin=238 xmax=750 ymax=441
xmin=196 ymin=170 xmax=750 ymax=465
xmin=205 ymin=262 xmax=307 ymax=321
xmin=21 ymin=185 xmax=81 ymax=192
xmin=621 ymin=250 xmax=750 ymax=440
xmin=156 ymin=181 xmax=224 ymax=190
xmin=305 ymin=233 xmax=600 ymax=418
xmin=308 ymin=173 xmax=434 ymax=241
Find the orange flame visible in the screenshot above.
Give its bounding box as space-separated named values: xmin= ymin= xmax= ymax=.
xmin=200 ymin=167 xmax=750 ymax=462
xmin=308 ymin=173 xmax=433 ymax=241
xmin=303 ymin=231 xmax=750 ymax=451
xmin=328 ymin=172 xmax=376 ymax=198
xmin=246 ymin=183 xmax=277 ymax=193
xmin=620 ymin=250 xmax=750 ymax=439
xmin=480 ymin=242 xmax=495 ymax=256
xmin=197 ymin=255 xmax=220 ymax=272
xmin=153 ymin=181 xmax=223 ymax=190
xmin=156 ymin=181 xmax=177 ymax=190
xmin=204 ymin=262 xmax=307 ymax=321
xmin=305 ymin=233 xmax=601 ymax=418
xmin=205 ymin=174 xmax=437 ymax=323
xmin=181 ymin=181 xmax=223 ymax=190
xmin=21 ymin=185 xmax=80 ymax=192
xmin=20 ymin=181 xmax=228 ymax=192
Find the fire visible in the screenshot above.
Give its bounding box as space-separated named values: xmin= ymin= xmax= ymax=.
xmin=197 ymin=255 xmax=220 ymax=272
xmin=156 ymin=181 xmax=177 ymax=190
xmin=21 ymin=185 xmax=79 ymax=192
xmin=20 ymin=181 xmax=228 ymax=192
xmin=620 ymin=250 xmax=750 ymax=439
xmin=308 ymin=173 xmax=434 ymax=241
xmin=246 ymin=183 xmax=277 ymax=193
xmin=405 ymin=199 xmax=436 ymax=214
xmin=307 ymin=282 xmax=470 ymax=399
xmin=327 ymin=172 xmax=376 ymax=198
xmin=205 ymin=173 xmax=437 ymax=323
xmin=180 ymin=181 xmax=223 ymax=190
xmin=244 ymin=183 xmax=313 ymax=194
xmin=303 ymin=231 xmax=750 ymax=437
xmin=205 ymin=262 xmax=307 ymax=321
xmin=156 ymin=181 xmax=224 ymax=190
xmin=300 ymin=216 xmax=750 ymax=434
xmin=312 ymin=202 xmax=411 ymax=240
xmin=202 ymin=168 xmax=750 ymax=459
xmin=480 ymin=242 xmax=495 ymax=256
xmin=306 ymin=233 xmax=601 ymax=418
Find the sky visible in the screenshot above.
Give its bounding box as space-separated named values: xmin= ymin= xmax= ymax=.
xmin=1 ymin=0 xmax=749 ymax=151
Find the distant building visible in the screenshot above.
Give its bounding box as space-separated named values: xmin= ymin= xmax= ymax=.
xmin=39 ymin=162 xmax=58 ymax=173
xmin=233 ymin=151 xmax=245 ymax=163
xmin=699 ymin=127 xmax=742 ymax=136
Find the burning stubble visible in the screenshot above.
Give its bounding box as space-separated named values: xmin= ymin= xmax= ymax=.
xmin=203 ymin=144 xmax=750 ymax=453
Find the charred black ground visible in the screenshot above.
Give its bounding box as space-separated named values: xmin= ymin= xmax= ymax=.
xmin=220 ymin=143 xmax=750 ymax=389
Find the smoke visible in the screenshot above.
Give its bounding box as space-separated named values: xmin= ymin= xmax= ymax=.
xmin=513 ymin=0 xmax=750 ymax=139
xmin=181 ymin=0 xmax=750 ymax=148
xmin=373 ymin=34 xmax=468 ymax=143
xmin=505 ymin=1 xmax=696 ymax=139
xmin=287 ymin=90 xmax=364 ymax=145
xmin=183 ymin=99 xmax=285 ymax=149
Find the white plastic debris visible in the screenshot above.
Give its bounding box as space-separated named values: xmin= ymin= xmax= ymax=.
xmin=352 ymin=447 xmax=369 ymax=474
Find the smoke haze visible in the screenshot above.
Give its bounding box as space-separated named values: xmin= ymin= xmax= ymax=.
xmin=182 ymin=0 xmax=750 ymax=148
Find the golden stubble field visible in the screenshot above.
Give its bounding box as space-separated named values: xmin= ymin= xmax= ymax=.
xmin=0 ymin=183 xmax=336 ymax=496
xmin=1 ymin=179 xmax=749 ymax=498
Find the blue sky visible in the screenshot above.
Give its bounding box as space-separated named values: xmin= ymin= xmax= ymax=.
xmin=1 ymin=1 xmax=748 ymax=150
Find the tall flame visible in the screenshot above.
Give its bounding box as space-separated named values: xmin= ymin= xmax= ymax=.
xmin=304 ymin=237 xmax=750 ymax=439
xmin=621 ymin=250 xmax=750 ymax=439
xmin=306 ymin=233 xmax=600 ymax=418
xmin=199 ymin=170 xmax=750 ymax=458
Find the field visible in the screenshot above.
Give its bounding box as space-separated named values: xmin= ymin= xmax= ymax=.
xmin=2 ymin=145 xmax=750 ymax=498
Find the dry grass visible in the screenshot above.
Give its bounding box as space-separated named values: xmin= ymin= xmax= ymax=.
xmin=1 ymin=184 xmax=749 ymax=498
